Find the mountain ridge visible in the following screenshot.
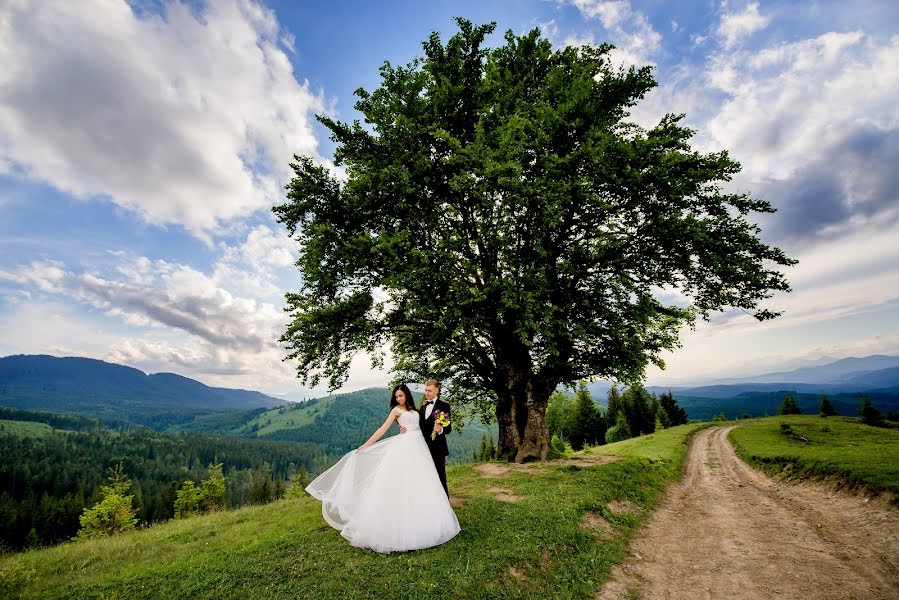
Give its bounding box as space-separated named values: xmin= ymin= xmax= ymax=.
xmin=0 ymin=354 xmax=287 ymax=429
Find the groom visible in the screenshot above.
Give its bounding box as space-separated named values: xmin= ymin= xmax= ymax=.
xmin=402 ymin=378 xmax=451 ymax=496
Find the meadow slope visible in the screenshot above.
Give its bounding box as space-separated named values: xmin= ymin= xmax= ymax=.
xmin=0 ymin=424 xmax=707 ymax=599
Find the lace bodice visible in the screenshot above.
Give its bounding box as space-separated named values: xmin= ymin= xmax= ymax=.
xmin=395 ymin=408 xmax=420 ymax=432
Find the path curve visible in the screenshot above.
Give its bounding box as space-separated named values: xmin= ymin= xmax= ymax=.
xmin=598 ymin=426 xmax=899 ymax=600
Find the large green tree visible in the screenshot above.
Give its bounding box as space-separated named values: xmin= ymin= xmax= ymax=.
xmin=273 ymin=19 xmax=795 ymax=462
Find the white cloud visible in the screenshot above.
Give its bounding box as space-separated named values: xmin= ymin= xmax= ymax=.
xmin=0 ymin=222 xmax=385 ymax=396
xmin=565 ymin=0 xmax=661 ymax=68
xmin=716 ymin=2 xmax=771 ymax=49
xmin=0 ymin=0 xmax=324 ymax=241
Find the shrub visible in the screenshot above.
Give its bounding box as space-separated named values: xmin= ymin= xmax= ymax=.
xmin=76 ymin=463 xmax=138 ymax=539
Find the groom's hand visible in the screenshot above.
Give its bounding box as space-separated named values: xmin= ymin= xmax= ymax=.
xmin=434 ymin=424 xmax=443 ymax=434
xmin=399 ymin=426 xmax=407 ymax=433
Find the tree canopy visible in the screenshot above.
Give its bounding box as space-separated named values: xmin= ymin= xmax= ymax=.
xmin=274 ymin=18 xmax=795 ymax=461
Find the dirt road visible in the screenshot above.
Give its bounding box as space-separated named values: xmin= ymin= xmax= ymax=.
xmin=598 ymin=426 xmax=899 ymax=600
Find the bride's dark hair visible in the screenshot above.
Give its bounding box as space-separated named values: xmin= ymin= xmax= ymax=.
xmin=390 ymin=384 xmax=416 ymax=412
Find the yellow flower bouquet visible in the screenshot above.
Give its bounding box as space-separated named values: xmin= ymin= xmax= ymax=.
xmin=432 ymin=410 xmax=450 ymax=440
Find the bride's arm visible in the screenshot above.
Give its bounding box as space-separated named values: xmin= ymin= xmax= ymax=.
xmin=356 ymin=409 xmax=399 ymax=453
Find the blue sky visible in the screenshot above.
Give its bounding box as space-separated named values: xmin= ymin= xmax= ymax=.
xmin=1 ymin=0 xmax=897 ymax=399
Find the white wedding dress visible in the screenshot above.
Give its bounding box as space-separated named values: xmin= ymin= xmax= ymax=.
xmin=305 ymin=407 xmax=461 ymax=553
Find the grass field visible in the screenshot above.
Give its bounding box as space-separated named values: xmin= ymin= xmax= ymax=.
xmin=0 ymin=422 xmax=707 ymax=599
xmin=0 ymin=419 xmax=56 ymax=437
xmin=729 ymin=415 xmax=899 ymax=503
xmin=234 ymin=395 xmax=340 ymax=436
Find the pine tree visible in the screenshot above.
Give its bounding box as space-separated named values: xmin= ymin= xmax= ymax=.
xmin=570 ymin=382 xmax=604 ymax=450
xmin=605 ymin=412 xmax=632 ymax=444
xmin=76 ymin=463 xmax=138 ymax=539
xmin=777 ymin=394 xmax=801 ymax=415
xmin=859 ymin=394 xmax=884 ymax=427
xmin=623 ymin=385 xmax=656 ymax=436
xmin=287 ymin=466 xmax=309 ymax=499
xmin=659 ymin=391 xmax=688 ymax=426
xmin=25 ymin=527 xmax=40 ymax=549
xmin=819 ymin=394 xmax=836 ymax=417
xmin=173 ymin=480 xmax=201 ymax=519
xmin=200 ymin=460 xmax=226 ymax=512
xmin=606 ymin=386 xmax=624 ymax=424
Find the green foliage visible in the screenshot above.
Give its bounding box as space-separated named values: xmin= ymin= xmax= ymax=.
xmin=0 ymin=406 xmax=102 ymax=432
xmin=0 ymin=425 xmax=324 ymax=550
xmin=730 ymin=416 xmax=899 ymax=503
xmin=76 ymin=463 xmax=137 ymax=540
xmin=173 ymin=481 xmax=201 ymax=520
xmin=546 ymin=390 xmax=575 ymax=442
xmin=0 ymin=419 xmax=55 ymax=437
xmin=24 ymin=528 xmax=39 ymax=550
xmin=273 ymin=18 xmax=795 ymax=459
xmin=569 ymin=383 xmax=606 ymax=450
xmin=200 ymin=461 xmax=227 ymax=512
xmin=0 ymin=423 xmax=705 ymax=599
xmin=712 ymin=411 xmax=728 ymax=422
xmin=859 ymin=394 xmax=884 ymax=427
xmin=475 ymin=432 xmax=497 ymax=462
xmin=606 ymin=386 xmax=624 ymax=422
xmin=622 ymin=385 xmax=656 ymax=436
xmin=605 ymin=412 xmax=632 ymax=444
xmin=658 ymin=392 xmax=688 ymax=427
xmin=777 ymin=393 xmax=801 ymax=415
xmin=549 ymin=434 xmax=569 ymax=458
xmin=819 ymin=394 xmax=836 ymax=417
xmin=286 ymin=466 xmax=309 ymax=499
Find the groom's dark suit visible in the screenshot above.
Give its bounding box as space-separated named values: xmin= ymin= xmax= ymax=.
xmin=419 ymin=397 xmax=451 ymax=497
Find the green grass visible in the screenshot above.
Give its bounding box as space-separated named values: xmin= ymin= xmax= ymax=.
xmin=0 ymin=419 xmax=56 ymax=437
xmin=0 ymin=424 xmax=705 ymax=599
xmin=236 ymin=396 xmax=338 ymax=436
xmin=729 ymin=415 xmax=899 ymax=503
xmin=588 ymin=422 xmax=710 ymax=463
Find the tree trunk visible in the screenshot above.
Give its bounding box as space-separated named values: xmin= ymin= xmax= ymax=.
xmin=495 ymin=371 xmax=551 ymax=463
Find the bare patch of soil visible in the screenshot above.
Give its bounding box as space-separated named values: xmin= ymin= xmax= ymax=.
xmin=474 ymin=455 xmax=617 ymax=479
xmin=449 ymin=495 xmax=467 ymax=508
xmin=606 ymin=499 xmax=638 ymax=514
xmin=597 ymin=426 xmax=899 ymax=600
xmin=553 ymin=455 xmax=619 ymax=468
xmin=488 ymin=486 xmax=523 ymax=502
xmin=581 ymin=511 xmax=613 ymax=538
xmin=474 ymin=463 xmax=546 ymax=478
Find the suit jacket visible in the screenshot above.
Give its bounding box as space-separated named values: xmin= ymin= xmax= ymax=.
xmin=419 ymin=398 xmax=452 ymax=458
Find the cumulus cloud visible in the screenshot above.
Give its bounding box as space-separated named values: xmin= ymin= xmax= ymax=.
xmin=1 ymin=223 xmax=296 ymax=355
xmin=703 ymin=32 xmax=899 ymax=244
xmin=716 ymin=2 xmax=771 ymax=49
xmin=0 ymin=0 xmax=324 ymax=241
xmin=565 ymin=0 xmax=661 ymax=68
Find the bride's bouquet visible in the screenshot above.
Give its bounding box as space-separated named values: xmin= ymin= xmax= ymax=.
xmin=432 ymin=411 xmax=450 ymax=440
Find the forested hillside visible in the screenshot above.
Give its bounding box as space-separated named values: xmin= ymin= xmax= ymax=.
xmin=0 ymin=425 xmax=324 ymax=551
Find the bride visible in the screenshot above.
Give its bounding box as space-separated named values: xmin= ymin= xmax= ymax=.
xmin=305 ymin=384 xmax=461 ymax=553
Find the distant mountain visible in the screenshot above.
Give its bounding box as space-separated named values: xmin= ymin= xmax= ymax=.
xmin=0 ymin=354 xmax=287 ymax=428
xmin=578 ymin=355 xmax=899 ymax=421
xmin=842 ymin=366 xmax=899 ymax=390
xmin=697 ymin=355 xmax=899 ymax=386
